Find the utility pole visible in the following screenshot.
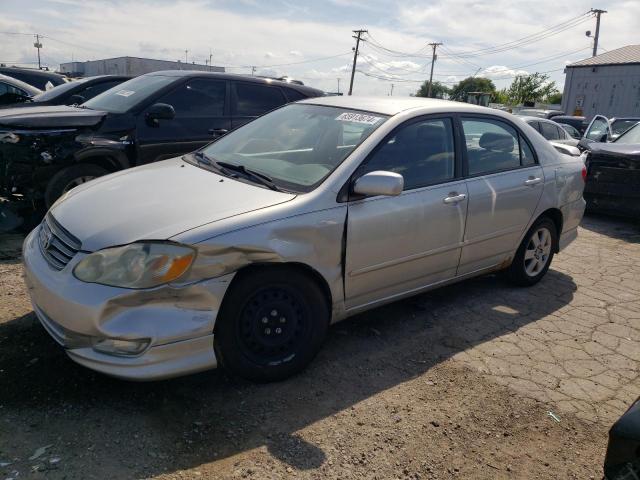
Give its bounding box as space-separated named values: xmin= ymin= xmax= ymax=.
xmin=590 ymin=8 xmax=607 ymax=57
xmin=337 ymin=78 xmax=340 ymax=94
xmin=251 ymin=66 xmax=256 ymax=76
xmin=427 ymin=42 xmax=442 ymax=98
xmin=390 ymin=83 xmax=394 ymax=96
xmin=184 ymin=49 xmax=189 ymax=63
xmin=348 ymin=29 xmax=367 ymax=96
xmin=33 ymin=34 xmax=43 ymax=70
xmin=209 ymin=49 xmax=213 ymax=71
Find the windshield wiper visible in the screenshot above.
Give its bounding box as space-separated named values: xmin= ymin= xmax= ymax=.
xmin=214 ymin=161 xmax=281 ymax=191
xmin=192 ymin=151 xmax=214 ymax=166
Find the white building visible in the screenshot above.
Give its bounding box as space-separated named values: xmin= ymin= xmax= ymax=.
xmin=60 ymin=56 xmax=224 ymax=77
xmin=561 ymin=45 xmax=640 ymax=120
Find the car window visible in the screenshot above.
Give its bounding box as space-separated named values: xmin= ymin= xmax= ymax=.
xmin=462 ymin=118 xmax=522 ymax=175
xmin=520 ymin=137 xmax=536 ymax=166
xmin=79 ymin=80 xmax=126 ymax=101
xmin=235 ymin=83 xmax=286 ymax=116
xmin=0 ymin=81 xmax=29 ymax=104
xmin=83 ymin=74 xmax=175 ymax=113
xmin=199 ymin=104 xmax=388 ymax=192
xmin=611 ymin=119 xmax=639 ymax=137
xmin=358 ymin=118 xmax=455 ymax=190
xmin=32 ymin=78 xmax=89 ymax=101
xmin=284 ymin=88 xmax=308 ymax=102
xmin=526 ymin=120 xmax=540 ymax=132
xmin=539 ymin=121 xmax=560 ymax=140
xmin=614 ymin=123 xmax=640 ymax=144
xmin=559 ymin=124 xmax=579 ymax=138
xmin=157 ymin=79 xmax=225 ymax=117
xmin=586 ymin=118 xmax=609 ymax=141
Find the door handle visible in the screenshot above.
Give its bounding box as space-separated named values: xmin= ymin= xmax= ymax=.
xmin=209 ymin=128 xmax=228 ymax=136
xmin=524 ymin=177 xmax=542 ymax=186
xmin=443 ymin=193 xmax=467 ymax=204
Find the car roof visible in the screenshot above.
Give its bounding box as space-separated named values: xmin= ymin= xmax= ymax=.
xmin=296 ymin=95 xmax=493 ymax=116
xmin=0 ymin=73 xmax=42 ymax=95
xmin=144 ymin=70 xmax=323 ymax=95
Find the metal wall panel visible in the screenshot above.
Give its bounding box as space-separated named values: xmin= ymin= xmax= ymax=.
xmin=561 ymin=64 xmax=640 ymax=120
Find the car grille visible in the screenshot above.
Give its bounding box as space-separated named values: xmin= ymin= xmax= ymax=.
xmin=38 ymin=214 xmax=81 ymax=270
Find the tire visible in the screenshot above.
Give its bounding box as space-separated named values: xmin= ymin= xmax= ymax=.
xmin=44 ymin=164 xmax=109 ymax=208
xmin=507 ymin=217 xmax=557 ymax=287
xmin=214 ymin=268 xmax=329 ymax=382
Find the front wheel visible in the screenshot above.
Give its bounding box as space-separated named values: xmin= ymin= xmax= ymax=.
xmin=214 ymin=268 xmax=329 ymax=382
xmin=507 ymin=217 xmax=557 ymax=286
xmin=44 ymin=164 xmax=109 ymax=208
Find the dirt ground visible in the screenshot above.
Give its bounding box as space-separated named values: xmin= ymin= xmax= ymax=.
xmin=0 ymin=214 xmax=638 ymax=480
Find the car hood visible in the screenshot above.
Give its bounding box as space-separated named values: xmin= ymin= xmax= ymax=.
xmin=0 ymin=105 xmax=107 ymax=129
xmin=589 ymin=142 xmax=640 ymax=157
xmin=50 ymin=157 xmax=296 ymax=251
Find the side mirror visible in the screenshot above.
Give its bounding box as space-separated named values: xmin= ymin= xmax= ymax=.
xmin=67 ymin=94 xmax=85 ymax=105
xmin=146 ymin=103 xmax=175 ymax=127
xmin=598 ymin=132 xmax=608 ymax=143
xmin=353 ymin=171 xmax=404 ymax=197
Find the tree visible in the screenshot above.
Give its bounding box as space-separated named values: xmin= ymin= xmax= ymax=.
xmin=506 ymin=73 xmax=559 ymax=105
xmin=415 ymin=80 xmax=450 ymax=99
xmin=545 ymin=91 xmax=563 ymax=105
xmin=448 ymin=77 xmax=496 ymax=102
xmin=492 ymin=88 xmax=509 ymax=104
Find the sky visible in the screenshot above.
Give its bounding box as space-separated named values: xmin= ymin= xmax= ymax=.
xmin=1 ymin=0 xmax=638 ymax=96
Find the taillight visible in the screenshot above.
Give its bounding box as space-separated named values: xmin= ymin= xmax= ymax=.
xmin=581 ymin=166 xmax=587 ymax=182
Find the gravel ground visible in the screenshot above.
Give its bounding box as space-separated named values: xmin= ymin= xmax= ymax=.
xmin=0 ymin=214 xmax=638 ymax=479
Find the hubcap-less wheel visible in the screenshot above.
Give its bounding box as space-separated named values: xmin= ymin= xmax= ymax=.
xmin=62 ymin=175 xmax=96 ymax=193
xmin=236 ymin=286 xmax=309 ymax=366
xmin=524 ymin=227 xmax=552 ymax=277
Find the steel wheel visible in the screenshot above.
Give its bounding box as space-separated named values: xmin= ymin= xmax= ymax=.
xmin=236 ymin=286 xmax=310 ymax=367
xmin=524 ymin=227 xmax=552 ymax=277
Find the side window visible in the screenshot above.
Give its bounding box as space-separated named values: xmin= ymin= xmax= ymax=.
xmin=586 ymin=118 xmax=609 ymax=141
xmin=158 ymin=79 xmax=226 ymax=117
xmin=539 ymin=121 xmax=560 ymax=140
xmin=462 ymin=118 xmax=521 ymax=175
xmin=235 ymin=83 xmax=286 ymax=116
xmin=527 ymin=121 xmax=541 ymax=133
xmin=0 ymin=82 xmax=27 ymax=105
xmin=284 ymin=88 xmax=307 ymax=102
xmin=520 ymin=137 xmax=536 ymax=166
xmin=79 ymin=80 xmax=124 ymax=101
xmin=358 ymin=118 xmax=455 ymax=190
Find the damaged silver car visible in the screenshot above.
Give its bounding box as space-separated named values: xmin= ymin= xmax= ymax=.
xmin=22 ymin=96 xmax=586 ymax=381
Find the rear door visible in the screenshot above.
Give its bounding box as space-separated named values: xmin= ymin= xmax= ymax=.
xmin=345 ymin=116 xmax=468 ymax=309
xmin=231 ymin=82 xmax=288 ymax=129
xmin=458 ymin=116 xmax=544 ymax=275
xmin=136 ymin=78 xmax=230 ymax=164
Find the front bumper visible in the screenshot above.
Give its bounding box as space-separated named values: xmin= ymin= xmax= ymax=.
xmin=22 ymin=227 xmax=235 ymax=381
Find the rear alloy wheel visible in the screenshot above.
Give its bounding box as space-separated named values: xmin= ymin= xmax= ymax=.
xmin=507 ymin=217 xmax=557 ymax=286
xmin=214 ymin=268 xmax=329 ymax=382
xmin=44 ymin=164 xmax=109 ymax=208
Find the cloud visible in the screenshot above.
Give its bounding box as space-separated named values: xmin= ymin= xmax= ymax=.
xmin=479 ymin=65 xmax=529 ymax=80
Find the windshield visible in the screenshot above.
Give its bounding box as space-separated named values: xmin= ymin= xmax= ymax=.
xmin=32 ymin=78 xmax=89 ymax=102
xmin=611 ymin=119 xmax=640 ymax=137
xmin=614 ymin=123 xmax=640 ymax=144
xmin=82 ymin=74 xmax=175 ymax=113
xmin=198 ymin=104 xmax=389 ymax=192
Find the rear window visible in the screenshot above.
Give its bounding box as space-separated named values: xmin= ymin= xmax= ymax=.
xmin=284 ymin=88 xmax=308 ymax=102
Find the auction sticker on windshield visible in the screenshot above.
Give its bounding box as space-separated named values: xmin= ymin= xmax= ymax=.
xmin=115 ymin=90 xmax=135 ymax=97
xmin=335 ymin=112 xmax=382 ymax=125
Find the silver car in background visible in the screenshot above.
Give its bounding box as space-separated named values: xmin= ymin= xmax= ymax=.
xmin=22 ymin=97 xmax=586 ymax=381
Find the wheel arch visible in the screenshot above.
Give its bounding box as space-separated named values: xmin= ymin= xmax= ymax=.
xmin=535 ymin=207 xmax=563 ymax=252
xmin=74 ymin=148 xmax=131 ymax=172
xmin=216 ymin=262 xmax=334 ymax=331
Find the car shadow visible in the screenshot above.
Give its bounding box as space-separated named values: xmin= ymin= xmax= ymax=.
xmin=0 ymin=269 xmax=576 ymax=476
xmin=581 ymin=212 xmax=640 ymax=243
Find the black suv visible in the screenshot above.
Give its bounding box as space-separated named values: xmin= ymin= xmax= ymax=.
xmin=0 ymin=71 xmax=323 ymax=211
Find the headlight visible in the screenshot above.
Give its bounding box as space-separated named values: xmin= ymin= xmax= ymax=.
xmin=73 ymin=242 xmax=196 ymax=289
xmin=92 ymin=337 xmax=150 ymax=356
xmin=0 ymin=131 xmax=20 ymax=144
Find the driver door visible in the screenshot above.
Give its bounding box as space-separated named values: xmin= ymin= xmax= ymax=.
xmin=344 ymin=117 xmax=467 ymax=309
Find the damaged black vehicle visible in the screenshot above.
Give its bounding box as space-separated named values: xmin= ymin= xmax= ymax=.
xmin=0 ymin=71 xmax=323 ymax=229
xmin=583 ymin=121 xmax=640 ymax=219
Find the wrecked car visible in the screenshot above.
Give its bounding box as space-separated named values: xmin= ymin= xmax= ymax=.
xmin=583 ymin=121 xmax=640 ymax=218
xmin=579 ymin=115 xmax=640 ymax=148
xmin=0 ymin=70 xmax=324 ymax=216
xmin=22 ymin=97 xmax=586 ymax=382
xmin=0 ymin=73 xmax=42 ymax=106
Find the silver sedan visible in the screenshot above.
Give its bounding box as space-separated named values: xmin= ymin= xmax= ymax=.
xmin=22 ymin=96 xmax=586 ymax=381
